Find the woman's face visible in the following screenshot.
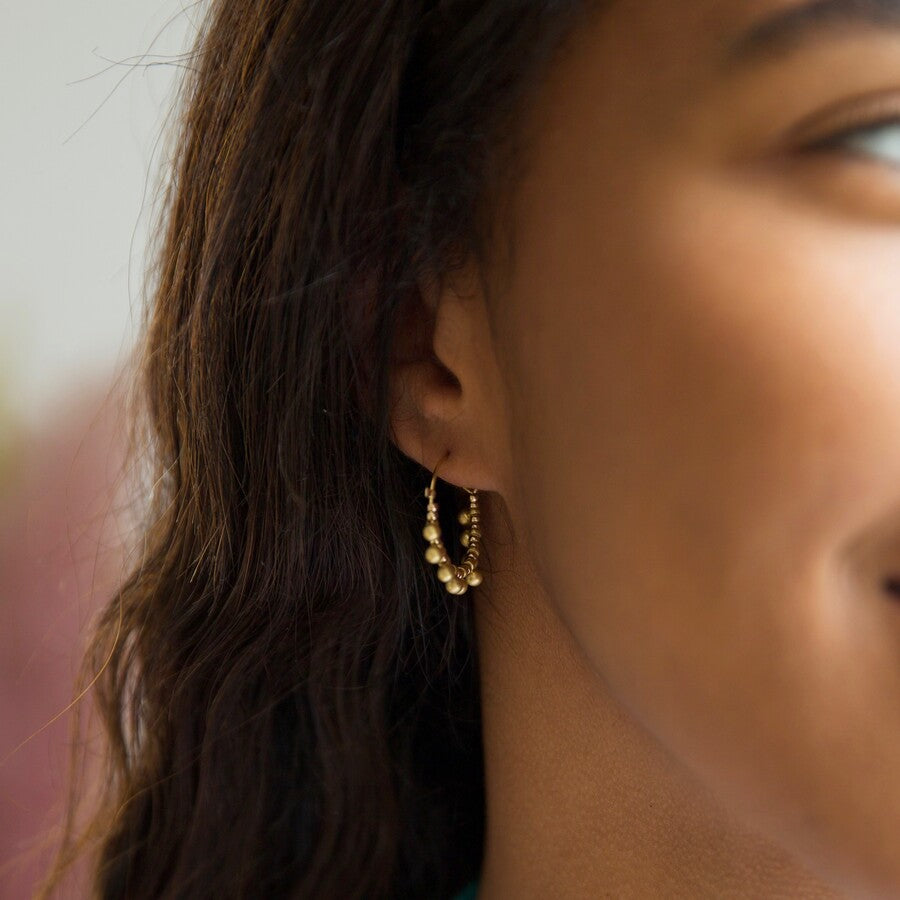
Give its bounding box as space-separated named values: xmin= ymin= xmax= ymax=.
xmin=473 ymin=0 xmax=900 ymax=894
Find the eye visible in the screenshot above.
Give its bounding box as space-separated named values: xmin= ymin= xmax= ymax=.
xmin=805 ymin=115 xmax=900 ymax=169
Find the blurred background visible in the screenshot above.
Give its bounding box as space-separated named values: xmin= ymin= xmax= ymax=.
xmin=0 ymin=2 xmax=194 ymax=895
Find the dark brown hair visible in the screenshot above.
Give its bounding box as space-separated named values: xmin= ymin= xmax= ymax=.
xmin=40 ymin=1 xmax=599 ymax=896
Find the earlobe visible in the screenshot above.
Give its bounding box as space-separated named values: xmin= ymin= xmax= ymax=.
xmin=386 ymin=266 xmax=461 ymax=459
xmin=387 ymin=259 xmax=506 ymax=494
xmin=387 ymin=354 xmax=464 ymax=472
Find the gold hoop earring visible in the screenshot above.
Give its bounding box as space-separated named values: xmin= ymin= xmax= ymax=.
xmin=422 ymin=455 xmax=483 ymax=595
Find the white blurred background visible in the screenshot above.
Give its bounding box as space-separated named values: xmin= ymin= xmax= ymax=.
xmin=1 ymin=0 xmax=195 ymax=429
xmin=1 ymin=3 xmax=195 ymax=896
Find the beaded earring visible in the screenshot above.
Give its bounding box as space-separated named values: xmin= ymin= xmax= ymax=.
xmin=422 ymin=455 xmax=483 ymax=595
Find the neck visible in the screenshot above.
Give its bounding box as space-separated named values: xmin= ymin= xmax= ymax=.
xmin=471 ymin=514 xmax=844 ymax=899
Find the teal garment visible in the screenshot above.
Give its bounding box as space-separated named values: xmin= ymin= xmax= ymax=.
xmin=451 ymin=880 xmax=478 ymax=900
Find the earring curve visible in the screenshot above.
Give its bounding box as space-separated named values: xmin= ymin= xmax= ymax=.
xmin=422 ymin=453 xmax=483 ymax=594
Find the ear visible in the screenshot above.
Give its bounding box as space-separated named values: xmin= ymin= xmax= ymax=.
xmin=388 ymin=259 xmax=506 ymax=494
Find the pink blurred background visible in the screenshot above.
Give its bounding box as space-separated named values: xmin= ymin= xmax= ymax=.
xmin=0 ymin=377 xmax=130 ymax=898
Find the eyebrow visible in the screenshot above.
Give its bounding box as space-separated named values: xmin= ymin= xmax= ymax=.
xmin=722 ymin=0 xmax=900 ymax=70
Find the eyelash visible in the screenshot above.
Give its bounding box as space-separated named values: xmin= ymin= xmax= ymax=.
xmin=802 ymin=111 xmax=900 ymax=166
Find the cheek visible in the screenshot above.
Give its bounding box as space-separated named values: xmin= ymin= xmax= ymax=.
xmin=500 ymin=163 xmax=900 ymax=891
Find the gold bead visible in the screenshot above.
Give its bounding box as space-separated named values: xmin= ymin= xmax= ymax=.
xmin=424 ymin=473 xmax=483 ymax=594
